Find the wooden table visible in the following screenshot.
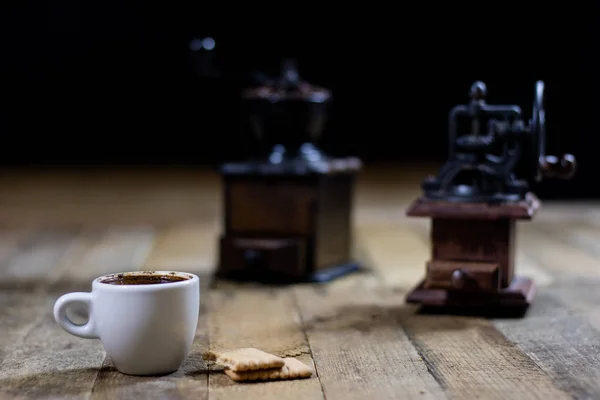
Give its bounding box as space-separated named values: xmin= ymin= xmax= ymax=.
xmin=1 ymin=165 xmax=599 ymax=399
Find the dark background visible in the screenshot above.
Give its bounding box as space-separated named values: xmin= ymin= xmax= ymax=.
xmin=2 ymin=5 xmax=598 ymax=198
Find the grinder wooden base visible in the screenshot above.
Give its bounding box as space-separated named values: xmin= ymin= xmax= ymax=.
xmin=215 ymin=258 xmax=361 ymax=284
xmin=405 ymin=193 xmax=540 ymax=317
xmin=216 ymin=156 xmax=363 ymax=285
xmin=406 ymin=275 xmax=535 ymax=316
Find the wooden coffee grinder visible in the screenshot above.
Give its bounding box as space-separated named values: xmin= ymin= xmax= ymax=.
xmin=215 ymin=60 xmax=362 ymax=284
xmin=406 ymin=81 xmax=576 ymax=313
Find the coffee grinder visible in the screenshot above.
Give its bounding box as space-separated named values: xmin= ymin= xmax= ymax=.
xmin=406 ymin=81 xmax=576 ymax=313
xmin=215 ymin=60 xmax=362 ymax=284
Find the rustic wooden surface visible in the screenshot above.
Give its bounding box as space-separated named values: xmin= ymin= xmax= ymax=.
xmin=0 ymin=164 xmax=599 ymax=399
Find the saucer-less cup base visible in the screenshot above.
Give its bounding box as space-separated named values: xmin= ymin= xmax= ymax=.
xmin=53 ymin=271 xmax=200 ymax=376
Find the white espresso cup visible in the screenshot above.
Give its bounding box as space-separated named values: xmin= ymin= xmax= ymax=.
xmin=53 ymin=271 xmax=200 ymax=376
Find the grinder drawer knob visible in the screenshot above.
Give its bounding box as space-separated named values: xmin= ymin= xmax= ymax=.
xmin=451 ymin=269 xmax=466 ymax=289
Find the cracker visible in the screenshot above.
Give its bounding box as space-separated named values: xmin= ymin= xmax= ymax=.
xmin=224 ymin=357 xmax=313 ymax=382
xmin=202 ymin=348 xmax=285 ymax=371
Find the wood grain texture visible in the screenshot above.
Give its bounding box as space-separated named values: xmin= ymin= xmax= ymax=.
xmin=356 ymin=224 xmax=430 ymax=289
xmin=0 ymin=230 xmax=105 ymax=399
xmin=0 ymin=169 xmax=221 ymax=227
xmin=519 ymin=223 xmax=600 ymax=278
xmin=494 ymin=288 xmax=600 ymax=399
xmin=143 ymin=223 xmax=217 ymax=274
xmin=535 ymin=219 xmax=600 ymax=260
xmin=293 ymin=278 xmax=447 ymax=400
xmin=0 ymin=165 xmax=598 ymax=399
xmin=403 ymin=313 xmax=570 ymax=400
xmin=0 ymin=229 xmax=87 ymax=366
xmin=0 ymin=229 xmax=80 ymax=287
xmin=0 ymin=229 xmax=36 ymax=268
xmin=491 ymin=218 xmax=600 ymax=399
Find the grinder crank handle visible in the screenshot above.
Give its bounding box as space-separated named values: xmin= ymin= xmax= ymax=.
xmin=539 ymin=154 xmax=577 ymax=180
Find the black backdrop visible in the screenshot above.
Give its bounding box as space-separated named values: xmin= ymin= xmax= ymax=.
xmin=2 ymin=5 xmax=599 ymax=198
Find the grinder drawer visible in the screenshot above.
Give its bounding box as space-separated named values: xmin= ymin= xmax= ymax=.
xmin=424 ymin=260 xmax=501 ymax=292
xmin=218 ymin=236 xmax=306 ymax=281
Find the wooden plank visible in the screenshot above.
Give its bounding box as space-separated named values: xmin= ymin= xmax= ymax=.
xmin=0 ymin=169 xmax=221 ymax=227
xmin=0 ymin=229 xmax=82 ymax=363
xmin=0 ymin=287 xmax=105 ymax=399
xmin=514 ymin=250 xmax=555 ymax=288
xmin=519 ymin=223 xmax=600 ymax=278
xmin=494 ymin=284 xmax=600 ymax=399
xmin=0 ymin=229 xmax=35 ymax=267
xmin=534 ymin=202 xmax=596 ymax=224
xmin=144 ymin=223 xmax=217 ymax=275
xmin=0 ymin=229 xmax=106 ymax=398
xmin=1 ymin=229 xmax=79 ymax=286
xmin=0 ymin=288 xmax=47 ymax=363
xmin=514 ymin=202 xmax=600 ymax=398
xmin=293 ymin=278 xmax=447 ymax=400
xmin=208 ymin=283 xmax=324 ymax=400
xmin=534 ymin=219 xmax=600 ymax=259
xmin=548 ymin=277 xmax=600 ymax=331
xmin=356 ymin=224 xmax=430 ymax=290
xmin=403 ymin=311 xmax=570 ymax=399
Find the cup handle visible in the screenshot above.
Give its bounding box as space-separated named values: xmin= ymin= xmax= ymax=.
xmin=53 ymin=292 xmax=99 ymax=339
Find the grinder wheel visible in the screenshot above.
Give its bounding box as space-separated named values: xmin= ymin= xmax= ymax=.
xmin=530 ymin=80 xmax=546 ymax=182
